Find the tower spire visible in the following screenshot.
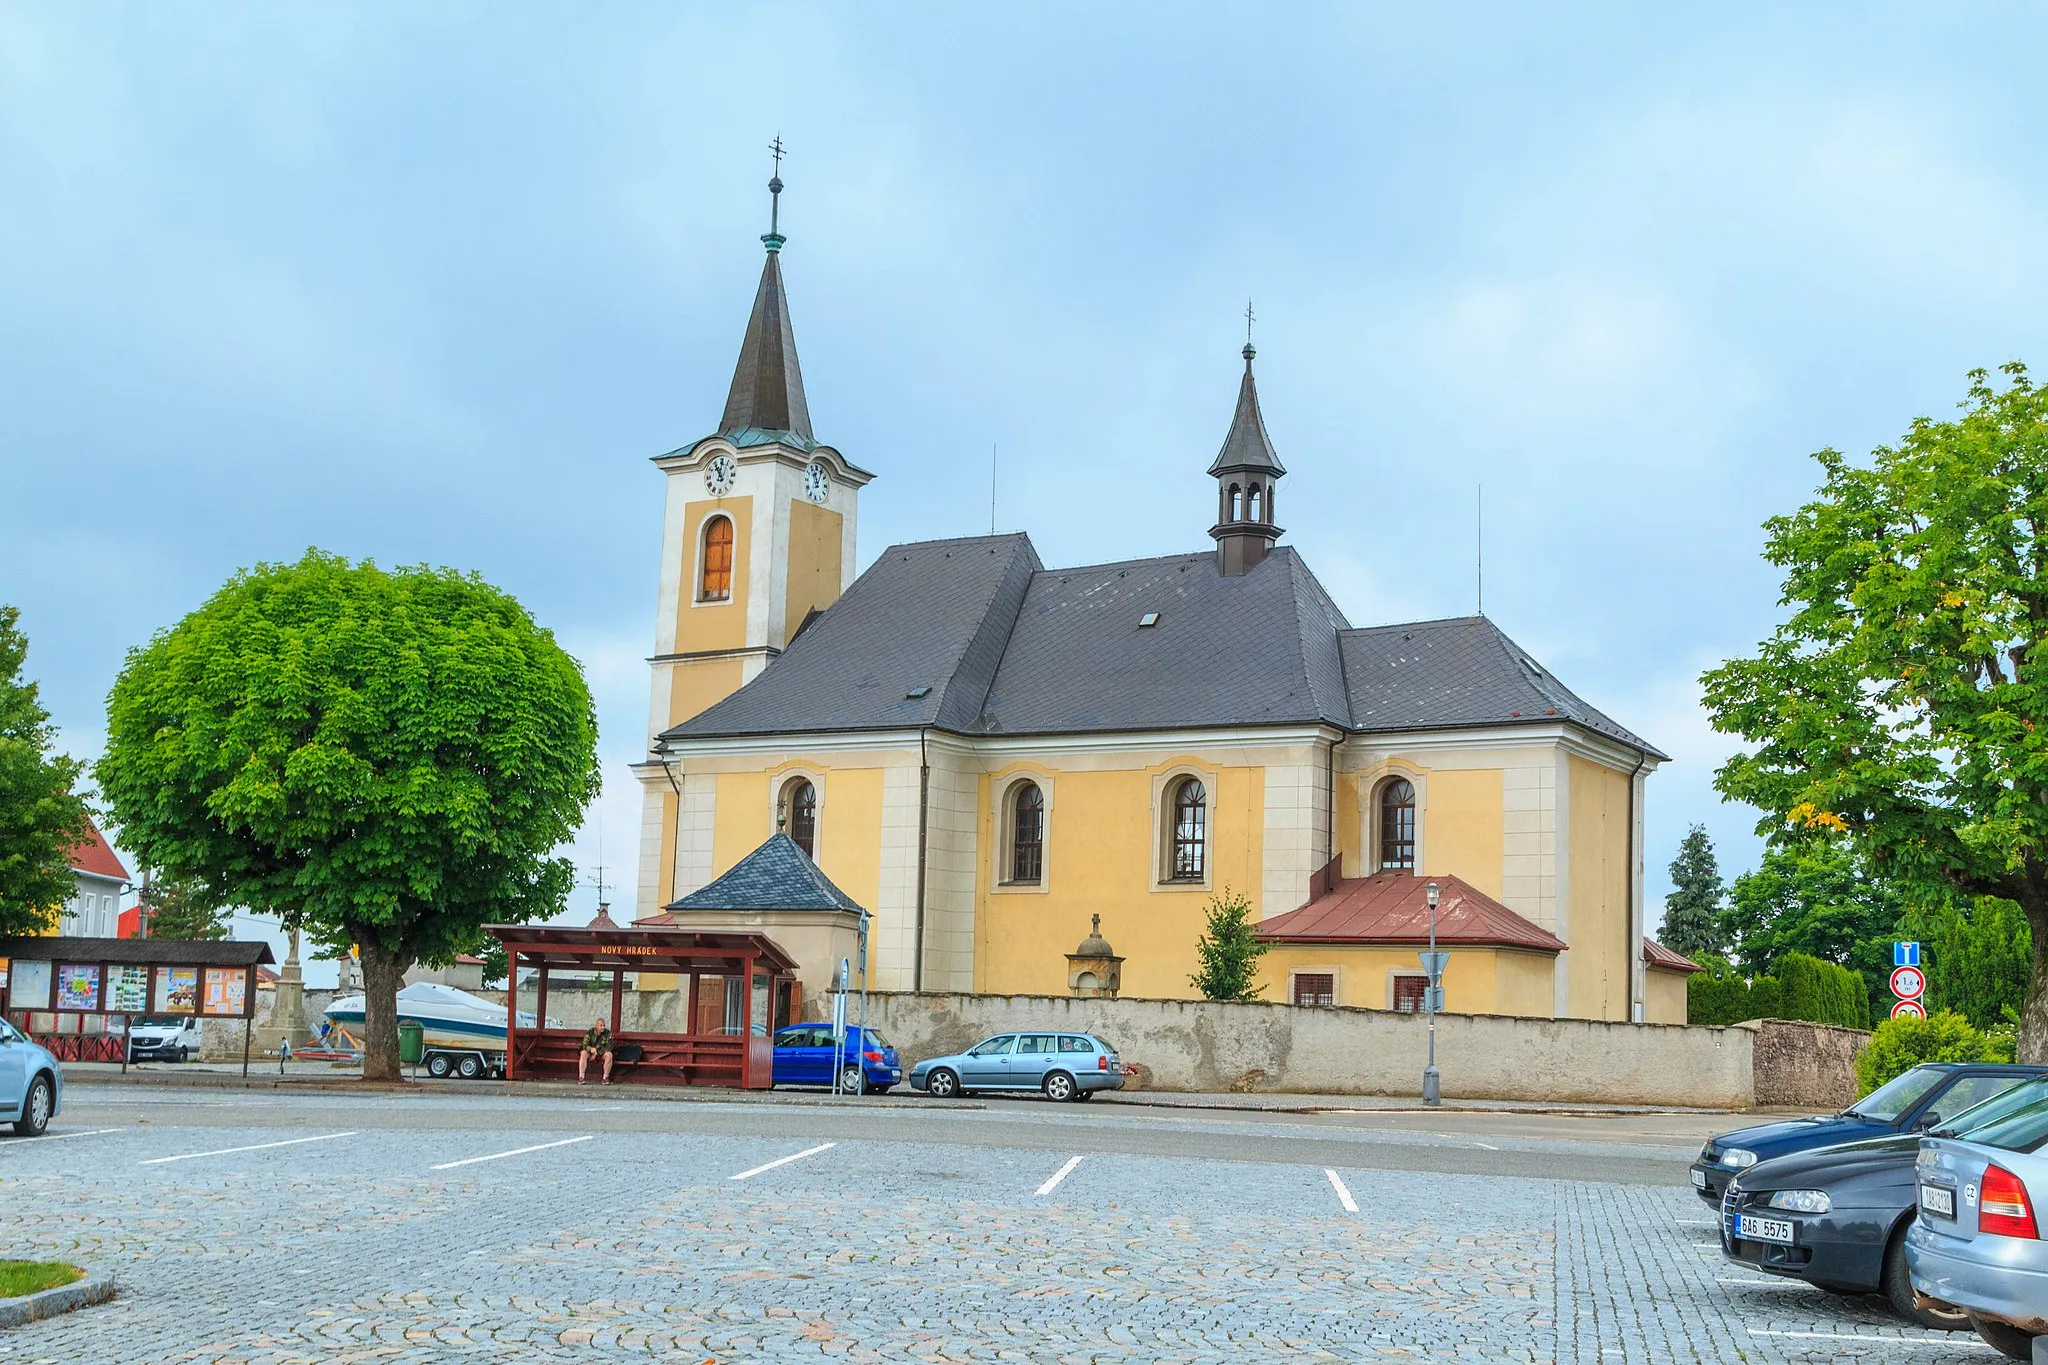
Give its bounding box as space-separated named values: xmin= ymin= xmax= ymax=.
xmin=719 ymin=141 xmax=812 ymax=447
xmin=1208 ymin=316 xmax=1285 ymax=576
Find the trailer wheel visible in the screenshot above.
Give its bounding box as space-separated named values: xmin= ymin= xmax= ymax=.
xmin=426 ymin=1053 xmax=454 ymax=1079
xmin=456 ymin=1053 xmax=486 ymax=1080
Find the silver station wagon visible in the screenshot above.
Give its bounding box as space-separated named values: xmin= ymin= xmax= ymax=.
xmin=910 ymin=1032 xmax=1124 ymax=1102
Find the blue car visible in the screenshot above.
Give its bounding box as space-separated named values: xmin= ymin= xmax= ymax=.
xmin=0 ymin=1015 xmax=62 ymax=1137
xmin=909 ymin=1031 xmax=1124 ymax=1102
xmin=1692 ymin=1062 xmax=2047 ymax=1205
xmin=771 ymin=1025 xmax=902 ymax=1094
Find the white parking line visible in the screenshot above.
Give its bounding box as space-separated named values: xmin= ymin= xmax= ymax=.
xmin=1470 ymin=1141 xmax=1499 ymax=1151
xmin=27 ymin=1128 xmax=123 ymax=1142
xmin=1035 ymin=1155 xmax=1085 ymax=1197
xmin=729 ymin=1142 xmax=836 ymax=1181
xmin=1717 ymin=1277 xmax=1807 ymax=1288
xmin=432 ymin=1135 xmax=594 ymax=1171
xmin=1325 ymin=1169 xmax=1359 ymax=1213
xmin=1673 ymin=1218 xmax=1717 ymax=1227
xmin=1748 ymin=1329 xmax=1997 ymax=1348
xmin=141 ymin=1131 xmax=357 ymax=1165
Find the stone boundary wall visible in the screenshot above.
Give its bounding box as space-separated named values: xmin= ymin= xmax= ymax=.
xmin=1750 ymin=1019 xmax=1870 ymax=1110
xmin=822 ymin=991 xmax=1766 ymax=1108
xmin=202 ymin=984 xmax=1869 ymax=1108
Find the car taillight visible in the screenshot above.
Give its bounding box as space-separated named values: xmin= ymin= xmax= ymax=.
xmin=863 ymin=1050 xmax=883 ymax=1063
xmin=1098 ymin=1054 xmax=1109 ymax=1070
xmin=1980 ymin=1165 xmax=2039 ymax=1239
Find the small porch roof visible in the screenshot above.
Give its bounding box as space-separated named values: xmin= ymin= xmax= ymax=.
xmin=660 ymin=833 xmax=865 ymax=914
xmin=486 ymin=924 xmax=799 ymax=975
xmin=1259 ymin=872 xmax=1568 ymax=954
xmin=1643 ymin=938 xmax=1704 ymax=974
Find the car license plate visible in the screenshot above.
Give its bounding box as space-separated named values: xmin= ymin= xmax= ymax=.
xmin=1920 ymin=1183 xmax=1956 ymax=1219
xmin=1735 ymin=1214 xmax=1795 ymax=1245
xmin=1691 ymin=1169 xmax=1708 ymax=1190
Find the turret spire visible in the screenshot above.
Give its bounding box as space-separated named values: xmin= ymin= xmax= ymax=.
xmin=1208 ymin=320 xmax=1285 ymax=576
xmin=719 ymin=141 xmax=813 ymax=447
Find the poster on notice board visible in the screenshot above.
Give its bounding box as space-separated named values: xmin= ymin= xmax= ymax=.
xmin=9 ymin=960 xmax=52 ymax=1010
xmin=201 ymin=968 xmax=247 ymax=1017
xmin=107 ymin=964 xmax=150 ymax=1013
xmin=154 ymin=966 xmax=198 ymax=1014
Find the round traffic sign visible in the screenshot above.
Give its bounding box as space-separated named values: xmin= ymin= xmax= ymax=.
xmin=1890 ymin=965 xmax=1926 ymax=1000
xmin=1891 ymin=999 xmax=1927 ymax=1021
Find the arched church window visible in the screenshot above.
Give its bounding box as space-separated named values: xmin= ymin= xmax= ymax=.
xmin=1248 ymin=483 xmax=1263 ymax=522
xmin=1378 ymin=778 xmax=1415 ymax=871
xmin=1228 ymin=484 xmax=1243 ymax=521
xmin=700 ymin=515 xmax=734 ymax=602
xmin=1169 ymin=777 xmax=1207 ymax=881
xmin=781 ymin=778 xmax=818 ymax=857
xmin=1009 ymin=782 xmax=1044 ymax=883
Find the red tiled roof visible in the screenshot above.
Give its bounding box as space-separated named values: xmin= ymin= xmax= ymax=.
xmin=1259 ymin=872 xmax=1567 ymax=953
xmin=66 ymin=821 xmax=130 ymax=883
xmin=586 ymin=906 xmax=620 ymax=930
xmin=1643 ymin=938 xmax=1704 ymax=974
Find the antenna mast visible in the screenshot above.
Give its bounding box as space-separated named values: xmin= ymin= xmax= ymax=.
xmin=1477 ymin=484 xmax=1484 ymax=615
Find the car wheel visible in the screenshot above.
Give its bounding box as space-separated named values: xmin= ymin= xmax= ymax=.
xmin=1883 ymin=1227 xmax=1969 ymax=1331
xmin=12 ymin=1075 xmax=53 ymax=1137
xmin=456 ymin=1054 xmax=486 ymax=1080
xmin=1043 ymin=1071 xmax=1076 ymax=1102
xmin=176 ymin=1046 xmax=188 ymax=1064
xmin=840 ymin=1065 xmax=867 ymax=1095
xmin=926 ymin=1068 xmax=960 ymax=1099
xmin=1971 ymin=1317 xmax=2040 ymax=1361
xmin=426 ymin=1053 xmax=454 ymax=1079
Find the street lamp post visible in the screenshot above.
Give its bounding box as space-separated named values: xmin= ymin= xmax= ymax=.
xmin=1422 ymin=881 xmax=1441 ymax=1106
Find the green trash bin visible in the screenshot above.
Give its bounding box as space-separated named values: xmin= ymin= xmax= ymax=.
xmin=398 ymin=1020 xmax=425 ymax=1066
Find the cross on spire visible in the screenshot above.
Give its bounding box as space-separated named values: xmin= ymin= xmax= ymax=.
xmin=1243 ymin=298 xmax=1255 ymax=359
xmin=764 ymin=135 xmax=787 ymax=251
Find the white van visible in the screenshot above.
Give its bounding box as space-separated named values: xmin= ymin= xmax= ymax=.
xmin=127 ymin=1016 xmax=203 ymax=1063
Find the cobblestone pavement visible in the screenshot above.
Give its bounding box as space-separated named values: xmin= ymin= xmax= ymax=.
xmin=0 ymin=1096 xmax=2001 ymax=1364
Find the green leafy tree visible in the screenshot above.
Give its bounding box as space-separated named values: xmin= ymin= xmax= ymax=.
xmin=1702 ymin=365 xmax=2048 ymax=1063
xmin=1658 ymin=824 xmax=1727 ymax=959
xmin=0 ymin=605 xmax=91 ymax=935
xmin=97 ymin=552 xmax=599 ymax=1080
xmin=1854 ymin=1009 xmax=1997 ymax=1094
xmin=1189 ymin=886 xmax=1268 ymax=1002
xmin=1720 ymin=840 xmax=1902 ymax=1018
xmin=138 ymin=874 xmax=230 ymax=940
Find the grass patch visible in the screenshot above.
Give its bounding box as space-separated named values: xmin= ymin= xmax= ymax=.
xmin=0 ymin=1261 xmax=83 ymax=1298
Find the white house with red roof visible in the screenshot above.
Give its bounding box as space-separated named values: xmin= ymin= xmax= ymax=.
xmin=58 ymin=819 xmax=131 ymax=938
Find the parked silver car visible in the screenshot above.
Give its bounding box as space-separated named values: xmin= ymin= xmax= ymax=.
xmin=1907 ymin=1090 xmax=2048 ymax=1359
xmin=909 ymin=1032 xmax=1123 ymax=1102
xmin=0 ymin=1016 xmax=62 ymax=1136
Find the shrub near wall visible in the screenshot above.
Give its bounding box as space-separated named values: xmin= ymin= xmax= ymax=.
xmin=1853 ymin=1010 xmax=1995 ymax=1095
xmin=1687 ymin=953 xmax=1865 ymax=1028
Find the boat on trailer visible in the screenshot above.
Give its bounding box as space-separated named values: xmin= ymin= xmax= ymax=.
xmin=323 ymin=982 xmax=555 ymax=1078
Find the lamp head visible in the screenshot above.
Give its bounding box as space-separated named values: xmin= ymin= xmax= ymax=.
xmin=1425 ymin=882 xmax=1440 ymax=909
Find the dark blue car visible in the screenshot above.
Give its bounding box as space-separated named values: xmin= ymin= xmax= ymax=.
xmin=1692 ymin=1062 xmax=2048 ymax=1204
xmin=771 ymin=1025 xmax=902 ymax=1094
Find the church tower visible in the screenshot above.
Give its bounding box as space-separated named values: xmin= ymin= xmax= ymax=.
xmin=635 ymin=152 xmax=874 ymax=910
xmin=1208 ymin=333 xmax=1285 ymax=576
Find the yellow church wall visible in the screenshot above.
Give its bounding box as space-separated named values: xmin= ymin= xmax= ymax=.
xmin=783 ymin=500 xmax=844 ymax=646
xmin=711 ymin=771 xmax=772 ymax=877
xmin=675 ymin=496 xmax=752 ymax=655
xmin=1252 ymin=945 xmax=1554 ymax=1018
xmin=666 ymin=656 xmax=746 ymax=729
xmin=1646 ymin=967 xmax=1690 ymax=1025
xmin=973 ymin=758 xmax=1265 ymax=1002
xmin=1420 ymin=767 xmax=1504 ymax=900
xmin=1494 ymin=949 xmax=1560 ymax=1017
xmin=1333 ymin=763 xmax=1367 ymax=877
xmin=816 ymin=766 xmax=884 ymax=917
xmin=1567 ymin=754 xmax=1632 ymax=1022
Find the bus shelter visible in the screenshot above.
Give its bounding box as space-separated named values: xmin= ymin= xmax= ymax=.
xmin=0 ymin=936 xmax=275 ymax=1074
xmin=486 ymin=925 xmax=799 ymax=1088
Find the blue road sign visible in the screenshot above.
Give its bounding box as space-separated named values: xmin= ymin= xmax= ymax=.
xmin=1894 ymin=941 xmax=1921 ymax=968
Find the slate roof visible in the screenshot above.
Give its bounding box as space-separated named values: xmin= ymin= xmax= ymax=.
xmin=1338 ymin=616 xmax=1665 ymax=758
xmin=717 ymin=250 xmax=813 ymax=450
xmin=659 ymin=533 xmax=1660 ymax=757
xmin=657 ymin=833 xmax=865 ymax=914
xmin=1207 ymin=348 xmax=1286 ymax=477
xmin=1257 ymin=872 xmax=1568 ymax=953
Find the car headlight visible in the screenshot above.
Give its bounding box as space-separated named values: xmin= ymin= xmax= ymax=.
xmin=1765 ymin=1189 xmax=1831 ymax=1214
xmin=1721 ymin=1148 xmax=1760 ymax=1169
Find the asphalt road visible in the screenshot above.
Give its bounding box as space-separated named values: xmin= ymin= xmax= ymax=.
xmin=48 ymin=1078 xmax=1734 ymax=1186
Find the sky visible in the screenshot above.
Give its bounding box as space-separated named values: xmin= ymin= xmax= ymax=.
xmin=6 ymin=5 xmax=2047 ymax=983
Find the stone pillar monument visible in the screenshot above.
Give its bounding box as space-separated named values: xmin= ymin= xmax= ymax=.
xmin=1066 ymin=916 xmax=1123 ymax=998
xmin=254 ymin=926 xmax=314 ymax=1055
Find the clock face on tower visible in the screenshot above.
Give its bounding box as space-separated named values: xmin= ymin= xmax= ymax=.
xmin=803 ymin=461 xmax=831 ymax=504
xmin=704 ymin=455 xmax=737 ymax=497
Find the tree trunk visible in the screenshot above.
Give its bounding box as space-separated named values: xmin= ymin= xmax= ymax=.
xmin=2021 ymin=903 xmax=2048 ymax=1066
xmin=358 ymin=939 xmax=411 ymax=1083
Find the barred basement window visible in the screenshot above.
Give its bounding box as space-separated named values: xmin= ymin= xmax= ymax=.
xmin=1392 ymin=974 xmax=1428 ymax=1013
xmin=1292 ymin=974 xmax=1335 ymax=1008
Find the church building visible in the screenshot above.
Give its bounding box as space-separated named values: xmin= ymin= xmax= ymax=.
xmin=633 ymin=175 xmax=1696 ymax=1026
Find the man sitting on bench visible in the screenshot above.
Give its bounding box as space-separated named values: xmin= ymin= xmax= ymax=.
xmin=578 ymin=1021 xmax=614 ymax=1084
